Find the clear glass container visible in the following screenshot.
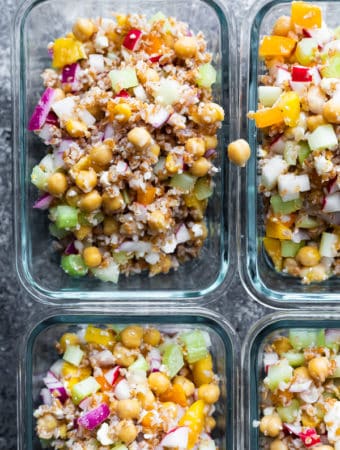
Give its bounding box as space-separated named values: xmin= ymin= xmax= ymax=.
xmin=239 ymin=0 xmax=340 ymax=307
xmin=241 ymin=310 xmax=340 ymax=450
xmin=12 ymin=0 xmax=236 ymax=305
xmin=17 ymin=307 xmax=237 ymax=450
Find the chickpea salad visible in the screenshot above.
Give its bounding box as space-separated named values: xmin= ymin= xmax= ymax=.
xmin=256 ymin=329 xmax=340 ymax=450
xmin=29 ymin=13 xmax=224 ymax=283
xmin=34 ymin=324 xmax=220 ymax=449
xmin=249 ymin=1 xmax=340 ymax=284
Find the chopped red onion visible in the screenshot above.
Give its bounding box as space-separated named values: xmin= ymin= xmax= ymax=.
xmin=61 ymin=63 xmax=79 ymax=84
xmin=79 ymin=396 xmax=92 ymax=411
xmin=64 ymin=241 xmax=78 ymax=255
xmin=40 ymin=388 xmax=53 ymax=406
xmin=204 ymin=148 xmax=217 ymax=158
xmin=78 ymin=403 xmax=110 ymax=430
xmin=33 ymin=193 xmax=53 ymax=210
xmin=45 ymin=111 xmax=59 ymax=126
xmin=43 ymin=371 xmax=68 ymax=403
xmin=104 ymin=366 xmax=120 ymax=385
xmin=147 ymin=107 xmax=170 ymax=128
xmin=28 ymin=87 xmax=56 ymax=131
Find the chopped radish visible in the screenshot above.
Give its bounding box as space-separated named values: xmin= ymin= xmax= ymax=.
xmin=292 ymin=65 xmax=312 ymax=82
xmin=149 ymin=55 xmax=161 ymax=63
xmin=148 ymin=348 xmax=161 ymax=372
xmin=146 ymin=107 xmax=170 ymax=128
xmin=114 ymin=379 xmax=130 ymax=400
xmin=290 ymin=81 xmax=309 ymax=95
xmin=307 ymin=124 xmax=338 ymax=151
xmin=261 ymin=155 xmax=288 ymax=189
xmin=283 ymin=423 xmax=302 ymax=436
xmin=78 ymin=403 xmax=110 ymax=430
xmin=258 ymin=86 xmax=282 ymax=107
xmin=52 ymin=97 xmax=76 ymax=120
xmin=328 ymin=177 xmax=340 ymax=194
xmin=323 ymin=192 xmax=340 ymax=213
xmin=133 ymin=85 xmax=147 ymax=101
xmin=319 ymin=232 xmax=338 ymax=257
xmin=104 ymin=366 xmax=120 ymax=385
xmin=264 ymin=352 xmax=279 ymax=374
xmin=309 ymin=66 xmax=321 ymax=84
xmin=278 ymin=173 xmax=310 ymax=201
xmin=89 ymin=54 xmax=105 ymax=72
xmin=123 ymin=29 xmax=143 ymax=51
xmin=28 ymin=87 xmax=56 ymax=131
xmin=160 ymin=427 xmax=189 ymax=448
xmin=115 ymin=89 xmax=130 ymax=98
xmin=305 ymin=22 xmax=334 ymax=45
xmin=270 ymin=135 xmax=285 ymax=154
xmin=275 ymin=67 xmax=291 ymax=86
xmin=299 ymin=428 xmax=320 ymax=447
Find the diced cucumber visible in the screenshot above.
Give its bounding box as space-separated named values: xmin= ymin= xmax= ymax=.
xmin=281 ymin=240 xmax=304 ymax=258
xmin=122 ymin=189 xmax=131 ymax=205
xmin=196 ymin=63 xmax=217 ymax=88
xmin=39 ymin=154 xmax=56 ymax=173
xmin=283 ymin=141 xmax=298 ymax=166
xmin=320 ymin=232 xmax=338 ymax=257
xmin=282 ymin=351 xmax=305 ymax=367
xmin=321 ymin=54 xmax=340 ymax=78
xmin=180 ymin=330 xmax=208 ymax=364
xmin=40 ymin=439 xmax=52 ymax=449
xmin=109 ymin=68 xmax=139 ymax=93
xmin=153 ymin=79 xmax=181 ymax=106
xmin=91 ymin=261 xmax=119 ymax=283
xmin=289 ymin=329 xmax=325 ymax=350
xmin=194 ymin=177 xmax=213 ymax=200
xmin=258 ymin=86 xmax=282 ymax=107
xmin=277 ymin=399 xmax=300 ymax=423
xmin=162 ymin=343 xmax=184 ymax=378
xmin=298 ymin=142 xmax=311 ymax=165
xmin=270 ymin=195 xmax=302 ymax=215
xmin=63 ymin=345 xmax=84 ymax=367
xmin=149 ymin=11 xmax=166 ymax=23
xmin=55 ymin=205 xmax=79 ymax=229
xmin=264 ymin=359 xmax=293 ymax=391
xmin=296 ymin=215 xmax=319 ymax=229
xmin=169 ymin=173 xmax=197 ymax=192
xmin=86 ymin=439 xmax=99 ymax=450
xmin=71 ymin=376 xmax=100 ymax=404
xmin=61 ymin=255 xmax=88 ymax=277
xmin=329 ymin=355 xmax=340 ymax=378
xmin=49 ymin=223 xmax=70 ymax=239
xmin=295 ymin=38 xmax=318 ymax=66
xmin=128 ymin=355 xmax=149 ymax=372
xmin=112 ymin=251 xmax=131 ymax=265
xmin=307 ymin=124 xmax=338 ymax=151
xmin=79 ymin=211 xmax=104 ymax=226
xmin=31 ymin=165 xmax=50 ymax=191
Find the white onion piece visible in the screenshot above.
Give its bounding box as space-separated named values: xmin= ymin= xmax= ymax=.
xmin=119 ymin=241 xmax=152 ymax=254
xmin=78 ymin=109 xmax=96 ymax=127
xmin=89 ymin=54 xmax=105 ymax=72
xmin=147 ymin=107 xmax=170 ymax=128
xmin=160 ymin=427 xmax=189 ymax=448
xmin=40 ymin=388 xmax=53 ymax=406
xmin=114 ymin=379 xmax=130 ymax=400
xmin=175 ymin=224 xmax=191 ymax=244
xmin=49 ymin=359 xmax=64 ymax=378
xmin=289 ymin=379 xmax=312 ymax=393
xmin=52 ymin=97 xmax=76 ymax=119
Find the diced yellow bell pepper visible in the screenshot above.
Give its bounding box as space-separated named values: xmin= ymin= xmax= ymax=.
xmin=52 ymin=37 xmax=87 ymax=69
xmin=266 ymin=218 xmax=292 ymax=240
xmin=276 ymin=92 xmax=301 ymax=127
xmin=291 ymin=1 xmax=322 ymax=29
xmin=84 ymin=326 xmax=115 ymax=347
xmin=263 ymin=237 xmax=282 ymax=271
xmin=250 ymin=107 xmax=284 ymax=128
xmin=183 ymin=194 xmax=207 ymax=219
xmin=178 ymin=400 xmax=205 ymax=448
xmin=61 ymin=362 xmax=91 ymax=385
xmin=259 ymin=36 xmax=297 ymax=58
xmin=137 ymin=186 xmax=156 ymax=205
xmin=59 ymin=332 xmax=80 ymax=353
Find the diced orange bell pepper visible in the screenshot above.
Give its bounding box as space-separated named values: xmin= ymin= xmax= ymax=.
xmin=52 ymin=37 xmax=86 ymax=69
xmin=178 ymin=400 xmax=205 ymax=448
xmin=276 ymin=92 xmax=301 ymax=127
xmin=291 ymin=1 xmax=322 ymax=29
xmin=84 ymin=326 xmax=115 ymax=347
xmin=142 ymin=34 xmax=163 ymax=55
xmin=263 ymin=237 xmax=283 ymax=271
xmin=251 ymin=107 xmax=284 ymax=128
xmin=137 ymin=186 xmax=156 ymax=205
xmin=95 ymin=375 xmax=112 ymax=392
xmin=266 ymin=218 xmax=293 ymax=240
xmin=259 ymin=36 xmax=297 ymax=58
xmin=159 ymin=384 xmax=187 ymax=407
xmin=141 ymin=411 xmax=162 ymax=430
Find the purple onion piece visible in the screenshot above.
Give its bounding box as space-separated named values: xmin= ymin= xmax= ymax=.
xmin=28 ymin=87 xmax=56 ymax=131
xmin=204 ymin=148 xmax=217 ymax=158
xmin=64 ymin=241 xmax=78 ymax=255
xmin=78 ymin=403 xmax=110 ymax=430
xmin=61 ymin=63 xmax=79 ymax=84
xmin=33 ymin=193 xmax=54 ymax=210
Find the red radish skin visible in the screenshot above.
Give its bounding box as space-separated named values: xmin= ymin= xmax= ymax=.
xmin=302 ymin=29 xmax=312 ymax=38
xmin=160 ymin=426 xmax=189 ymax=447
xmin=123 ymin=29 xmax=143 ymax=51
xmin=104 ymin=366 xmax=120 ymax=385
xmin=299 ymin=428 xmax=320 ymax=447
xmin=292 ymin=66 xmax=312 ymax=82
xmin=323 ymin=192 xmax=340 ymax=213
xmin=149 ymin=55 xmax=161 ymax=63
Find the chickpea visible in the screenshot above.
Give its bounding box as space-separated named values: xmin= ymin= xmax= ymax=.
xmin=173 ymin=376 xmax=195 ymax=397
xmin=174 ymin=37 xmax=198 ymax=58
xmin=148 ymin=210 xmax=167 ymax=232
xmin=143 ymin=328 xmax=161 ymax=346
xmin=198 ymin=383 xmax=220 ymax=404
xmin=65 ymin=187 xmax=81 ymax=207
xmin=89 ymin=144 xmax=113 ymax=167
xmin=65 ymin=119 xmax=87 ymax=138
xmin=190 ymin=157 xmax=212 ymax=177
xmin=307 ymin=114 xmax=326 ymax=131
xmin=103 ymin=217 xmax=119 ymax=235
xmin=203 ymin=135 xmax=218 ymax=150
xmin=113 ymin=343 xmax=136 ymax=367
xmin=75 ymin=168 xmax=97 ymax=193
xmin=227 ymin=139 xmax=251 ymax=167
xmin=53 ymin=88 xmax=65 ymax=102
xmin=323 ymin=98 xmax=340 ymax=124
xmin=296 ymin=246 xmax=321 ymax=267
xmin=259 ymin=414 xmax=282 ymax=438
xmin=307 ymin=86 xmax=326 ymax=115
xmin=165 ymin=153 xmax=182 ymax=174
xmin=272 ymin=15 xmax=292 ymax=36
xmin=127 ymin=127 xmax=151 ymax=149
xmin=270 ymin=439 xmax=288 ymax=450
xmin=205 ymin=416 xmax=216 ymax=432
xmin=112 ymin=103 xmax=132 ymax=123
xmin=193 ymin=353 xmax=214 ymax=386
xmin=59 ymin=332 xmax=80 ymax=352
xmin=148 ymin=372 xmax=171 ymax=395
xmin=294 ymin=366 xmax=311 ymax=380
xmin=117 ymin=399 xmax=141 ymax=420
xmin=79 ymin=190 xmax=102 ymax=212
xmin=72 ymin=18 xmax=95 ymax=42
xmin=102 ymin=192 xmax=125 ymax=214
xmin=137 ymin=390 xmax=155 ymax=410
xmin=272 ymin=336 xmax=292 ymax=355
xmin=47 ymin=172 xmax=68 ymax=196
xmin=198 ymin=102 xmax=224 ymax=124
xmin=308 ymin=356 xmax=331 ymax=383
xmin=37 ymin=414 xmax=58 ymax=439
xmin=121 ymin=325 xmax=143 ymax=349
xmin=83 ymin=246 xmax=102 ymax=268
xmin=116 ymin=420 xmax=138 ymax=444
xmin=185 ymin=138 xmax=206 ymax=157
xmin=74 ymin=225 xmax=92 ymax=240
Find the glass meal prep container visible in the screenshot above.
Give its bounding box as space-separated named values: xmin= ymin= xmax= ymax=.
xmin=17 ymin=307 xmax=237 ymax=450
xmin=242 ymin=311 xmax=340 ymax=450
xmin=239 ymin=0 xmax=340 ymax=308
xmin=12 ymin=0 xmax=235 ymax=305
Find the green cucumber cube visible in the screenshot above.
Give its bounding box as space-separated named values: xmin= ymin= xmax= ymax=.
xmin=153 ymin=79 xmax=181 ymax=106
xmin=307 ymin=124 xmax=338 ymax=151
xmin=296 ymin=215 xmax=319 ymax=229
xmin=194 ymin=177 xmax=213 ymax=200
xmin=63 ymin=345 xmax=84 ymax=367
xmin=55 ymin=205 xmax=79 ymax=229
xmin=49 ymin=223 xmax=70 ymax=239
xmin=283 ymin=141 xmax=298 ymax=166
xmin=180 ymin=330 xmax=208 ymax=364
xmin=109 ymin=68 xmax=139 ymax=93
xmin=258 ymin=86 xmax=282 ymax=107
xmin=112 ymin=251 xmax=131 ymax=265
xmin=289 ymin=329 xmax=325 ymax=350
xmin=277 ymin=399 xmax=300 ymax=423
xmin=71 ymin=376 xmax=100 ymax=404
xmin=298 ymin=142 xmax=311 ymax=165
xmin=265 ymin=359 xmax=293 ymax=391
xmin=128 ymin=355 xmax=149 ymax=372
xmin=169 ymin=174 xmax=197 ymax=192
xmin=321 ymin=54 xmax=340 ymax=78
xmin=162 ymin=343 xmax=184 ymax=377
xmin=281 ymin=241 xmax=304 ymax=258
xmin=31 ymin=165 xmax=50 ymax=191
xmin=270 ymin=195 xmax=302 ymax=215
xmin=196 ymin=63 xmax=217 ymax=88
xmin=295 ymin=38 xmax=318 ymax=66
xmin=91 ymin=261 xmax=119 ymax=283
xmin=282 ymin=351 xmax=305 ymax=367
xmin=61 ymin=255 xmax=88 ymax=277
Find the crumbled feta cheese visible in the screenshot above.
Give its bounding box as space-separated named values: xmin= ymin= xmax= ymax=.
xmin=191 ymin=223 xmax=203 ymax=237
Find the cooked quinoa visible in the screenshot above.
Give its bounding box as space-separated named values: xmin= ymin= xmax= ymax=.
xmin=249 ymin=1 xmax=340 ymax=284
xmin=34 ymin=325 xmax=220 ymax=449
xmin=29 ymin=12 xmax=224 ymax=282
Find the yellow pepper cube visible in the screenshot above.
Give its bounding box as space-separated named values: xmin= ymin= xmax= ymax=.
xmin=277 ymin=91 xmax=301 ymax=127
xmin=263 ymin=237 xmax=282 ymax=271
xmin=259 ymin=36 xmax=297 ymax=58
xmin=251 ymin=107 xmax=284 ymax=128
xmin=266 ymin=219 xmax=292 ymax=240
xmin=291 ymin=1 xmax=322 ymax=29
xmin=179 ymin=400 xmax=205 ymax=448
xmin=52 ymin=37 xmax=87 ymax=69
xmin=84 ymin=325 xmax=115 ymax=347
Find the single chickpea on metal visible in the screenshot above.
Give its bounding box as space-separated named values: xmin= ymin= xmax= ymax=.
xmin=227 ymin=139 xmax=251 ymax=167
